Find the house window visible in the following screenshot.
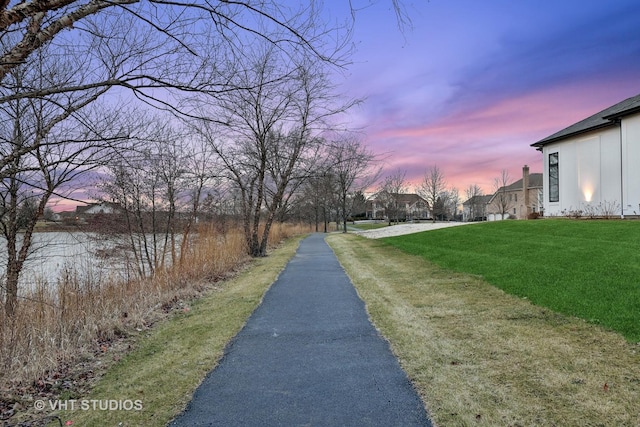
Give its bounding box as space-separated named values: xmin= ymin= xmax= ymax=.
xmin=549 ymin=152 xmax=559 ymax=202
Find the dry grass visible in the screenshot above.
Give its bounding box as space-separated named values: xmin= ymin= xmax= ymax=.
xmin=328 ymin=234 xmax=640 ymax=427
xmin=0 ymin=222 xmax=309 ymax=422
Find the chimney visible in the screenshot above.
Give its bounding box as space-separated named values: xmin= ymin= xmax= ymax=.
xmin=523 ymin=165 xmax=530 ymax=218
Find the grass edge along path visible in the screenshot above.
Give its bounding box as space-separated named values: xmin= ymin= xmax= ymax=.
xmin=327 ymin=233 xmax=640 ymax=427
xmin=53 ymin=235 xmax=304 ymax=427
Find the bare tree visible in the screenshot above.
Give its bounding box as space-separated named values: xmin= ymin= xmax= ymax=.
xmin=0 ymin=63 xmax=128 ymax=316
xmin=298 ymin=161 xmax=336 ymax=232
xmin=493 ymin=169 xmax=513 ymax=220
xmin=376 ymin=170 xmax=407 ymax=225
xmin=0 ymin=18 xmax=188 ymax=315
xmin=444 ymin=187 xmax=461 ymax=221
xmin=194 ymin=40 xmax=349 ymax=256
xmin=0 ymin=2 xmax=349 ymax=104
xmin=419 ymin=165 xmax=446 ymax=223
xmin=350 ymin=191 xmax=367 ymax=220
xmin=178 ymin=139 xmax=218 ymax=266
xmin=465 ymin=184 xmax=485 ymax=221
xmin=98 ymin=121 xmax=216 ymax=277
xmin=329 ymin=137 xmax=379 ymax=233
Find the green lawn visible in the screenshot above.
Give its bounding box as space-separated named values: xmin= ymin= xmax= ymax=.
xmin=383 ymin=219 xmax=640 ymax=342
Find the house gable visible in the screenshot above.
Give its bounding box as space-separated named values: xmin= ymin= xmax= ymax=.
xmin=491 ymin=173 xmax=543 ymax=195
xmin=532 ymin=93 xmax=640 ymax=148
xmin=532 ymin=92 xmax=640 ymax=217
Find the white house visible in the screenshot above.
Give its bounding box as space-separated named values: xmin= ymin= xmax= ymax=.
xmin=75 ymin=201 xmax=120 ymax=217
xmin=366 ymin=193 xmax=429 ymax=220
xmin=531 ymin=93 xmax=640 ymax=217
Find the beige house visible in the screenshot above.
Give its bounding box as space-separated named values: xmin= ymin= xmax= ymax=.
xmin=487 ymin=166 xmax=543 ymax=220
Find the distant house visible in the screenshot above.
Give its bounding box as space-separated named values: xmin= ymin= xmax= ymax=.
xmin=462 ymin=195 xmax=492 ymax=222
xmin=75 ymin=202 xmax=120 ymax=221
xmin=532 ymin=93 xmax=640 ymax=217
xmin=366 ymin=193 xmax=428 ymax=221
xmin=486 ymin=166 xmax=543 ymax=220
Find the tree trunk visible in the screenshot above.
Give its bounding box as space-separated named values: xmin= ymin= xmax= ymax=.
xmin=258 ymin=219 xmax=273 ymax=257
xmin=3 ymin=196 xmax=43 ymax=317
xmin=4 ymin=260 xmax=19 ymax=318
xmin=342 ymin=191 xmax=348 ymax=233
xmin=314 ymin=202 xmax=319 ymax=232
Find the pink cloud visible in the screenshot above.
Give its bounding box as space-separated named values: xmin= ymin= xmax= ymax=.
xmin=363 ymin=78 xmax=640 ymax=196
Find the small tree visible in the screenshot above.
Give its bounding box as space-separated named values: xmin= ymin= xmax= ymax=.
xmin=298 ymin=164 xmax=337 ymax=232
xmin=493 ymin=169 xmax=514 ymax=220
xmin=443 ymin=187 xmax=461 ymax=221
xmin=419 ymin=165 xmax=447 ymax=223
xmin=376 ymin=170 xmax=407 ymax=225
xmin=432 ymin=194 xmax=448 ymax=221
xmin=465 ymin=184 xmax=485 ymax=221
xmin=350 ymin=191 xmax=368 ymax=220
xmin=329 ymin=137 xmax=379 ymax=233
xmin=99 ymin=122 xmax=217 ymax=277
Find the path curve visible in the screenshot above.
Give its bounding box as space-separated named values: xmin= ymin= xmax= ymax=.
xmin=354 ymin=221 xmax=477 ymax=239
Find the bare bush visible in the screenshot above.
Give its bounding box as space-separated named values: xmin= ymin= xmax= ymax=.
xmin=565 ymin=200 xmax=620 ymax=219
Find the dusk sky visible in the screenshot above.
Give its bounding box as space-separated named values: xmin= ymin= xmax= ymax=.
xmin=332 ymin=0 xmax=640 ymax=194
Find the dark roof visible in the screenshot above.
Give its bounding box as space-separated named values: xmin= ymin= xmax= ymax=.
xmin=395 ymin=193 xmax=426 ymax=204
xmin=462 ymin=195 xmax=492 ymax=206
xmin=370 ymin=193 xmax=426 ymax=204
xmin=492 ymin=172 xmax=543 ymax=195
xmin=532 ymin=93 xmax=640 ymax=148
xmin=505 ymin=173 xmax=543 ymax=191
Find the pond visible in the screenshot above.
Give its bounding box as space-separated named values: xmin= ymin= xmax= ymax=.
xmin=0 ymin=232 xmax=126 ymax=292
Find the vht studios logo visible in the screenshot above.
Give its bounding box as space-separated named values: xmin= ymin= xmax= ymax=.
xmin=34 ymin=399 xmax=143 ymax=411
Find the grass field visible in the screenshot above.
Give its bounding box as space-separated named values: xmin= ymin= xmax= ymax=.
xmin=382 ymin=219 xmax=640 ymax=342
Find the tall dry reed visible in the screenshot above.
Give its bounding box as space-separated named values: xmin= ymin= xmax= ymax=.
xmin=0 ymin=222 xmax=308 ymax=395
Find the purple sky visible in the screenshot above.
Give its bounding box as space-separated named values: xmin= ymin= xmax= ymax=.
xmin=334 ymin=0 xmax=640 ymax=194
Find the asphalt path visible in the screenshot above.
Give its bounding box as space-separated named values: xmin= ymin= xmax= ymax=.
xmin=169 ymin=233 xmax=432 ymax=427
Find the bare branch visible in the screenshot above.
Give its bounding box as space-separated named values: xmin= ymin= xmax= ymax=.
xmin=0 ymin=0 xmax=137 ymax=80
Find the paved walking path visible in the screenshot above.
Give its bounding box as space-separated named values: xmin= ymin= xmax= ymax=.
xmin=169 ymin=233 xmax=432 ymax=426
